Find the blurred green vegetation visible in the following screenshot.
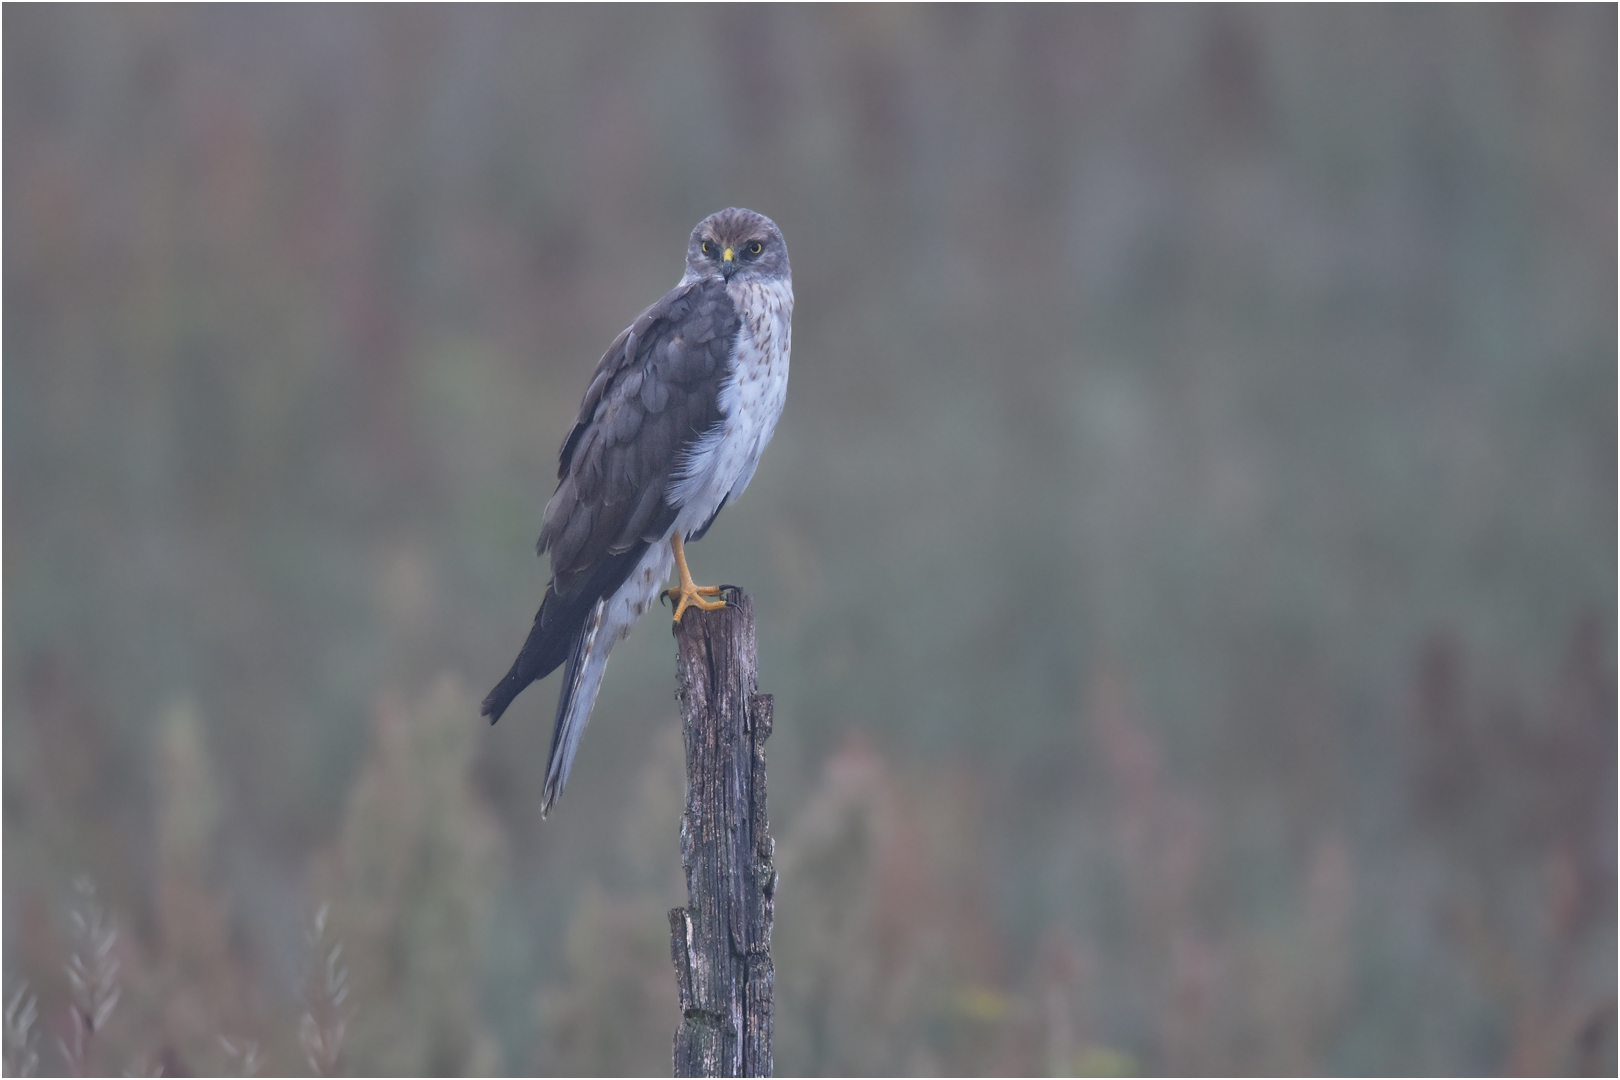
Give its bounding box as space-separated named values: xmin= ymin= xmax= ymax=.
xmin=4 ymin=5 xmax=1614 ymax=1075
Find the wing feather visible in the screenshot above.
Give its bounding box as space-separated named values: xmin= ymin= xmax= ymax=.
xmin=639 ymin=370 xmax=670 ymax=413
xmin=483 ymin=277 xmax=739 ymax=727
xmin=604 ymin=405 xmax=631 ymax=449
xmin=486 ymin=278 xmax=741 ymax=718
xmin=545 ymin=280 xmax=736 ymax=590
xmin=608 ymin=478 xmax=669 ymax=555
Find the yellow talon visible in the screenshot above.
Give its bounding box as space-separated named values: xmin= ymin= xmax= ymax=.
xmin=665 ymin=533 xmax=728 ymax=622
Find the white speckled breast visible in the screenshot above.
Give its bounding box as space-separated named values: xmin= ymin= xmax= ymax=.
xmin=593 ymin=273 xmax=792 ymax=645
xmin=668 ymin=275 xmax=794 ymax=536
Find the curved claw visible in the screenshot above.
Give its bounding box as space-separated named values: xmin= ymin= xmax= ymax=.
xmin=664 ymin=534 xmax=739 ymax=622
xmin=667 ymin=582 xmax=727 ymax=623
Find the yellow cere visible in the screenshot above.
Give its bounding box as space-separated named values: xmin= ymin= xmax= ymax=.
xmin=723 ymin=246 xmax=733 ymax=262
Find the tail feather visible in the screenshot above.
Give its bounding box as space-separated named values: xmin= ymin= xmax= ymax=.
xmin=481 ymin=590 xmax=586 ymax=724
xmin=483 ymin=540 xmax=654 ymax=726
xmin=547 ymin=599 xmax=615 ymax=819
xmin=540 ymin=598 xmax=615 ymax=817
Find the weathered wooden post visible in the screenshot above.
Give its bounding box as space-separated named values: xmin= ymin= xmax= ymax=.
xmin=668 ymin=592 xmax=775 ymax=1078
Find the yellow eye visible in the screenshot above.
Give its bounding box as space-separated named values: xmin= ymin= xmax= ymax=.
xmin=748 ymin=242 xmax=763 ymax=255
xmin=701 ymin=241 xmax=710 ymax=254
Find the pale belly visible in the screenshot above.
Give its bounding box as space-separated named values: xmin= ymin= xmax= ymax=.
xmin=668 ymin=278 xmax=792 ymax=540
xmin=605 ymin=276 xmax=791 ymax=643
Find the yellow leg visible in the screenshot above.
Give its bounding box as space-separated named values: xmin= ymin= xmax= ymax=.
xmin=665 ymin=533 xmax=727 ymax=622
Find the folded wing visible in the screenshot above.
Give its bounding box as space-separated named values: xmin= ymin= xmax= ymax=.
xmin=480 ymin=278 xmax=738 ymax=724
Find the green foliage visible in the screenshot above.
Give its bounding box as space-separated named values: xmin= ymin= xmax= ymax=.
xmin=4 ymin=5 xmax=1614 ymax=1075
xmin=313 ymin=677 xmax=505 ymax=1076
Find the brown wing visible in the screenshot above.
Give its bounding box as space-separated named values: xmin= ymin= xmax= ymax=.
xmin=481 ymin=278 xmax=739 ymax=723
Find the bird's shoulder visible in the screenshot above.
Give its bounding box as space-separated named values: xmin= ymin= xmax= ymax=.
xmin=536 ymin=276 xmax=740 ymax=583
xmin=556 ymin=277 xmax=739 ymax=480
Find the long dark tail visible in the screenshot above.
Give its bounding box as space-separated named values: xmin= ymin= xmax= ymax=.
xmin=483 ymin=541 xmax=652 ymax=726
xmin=479 ymin=588 xmax=619 ymax=817
xmin=481 ymin=587 xmax=583 ymax=724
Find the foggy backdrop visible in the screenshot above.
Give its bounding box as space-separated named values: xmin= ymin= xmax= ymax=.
xmin=5 ymin=6 xmax=1614 ymax=1075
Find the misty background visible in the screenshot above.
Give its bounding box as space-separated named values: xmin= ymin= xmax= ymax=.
xmin=4 ymin=6 xmax=1614 ymax=1075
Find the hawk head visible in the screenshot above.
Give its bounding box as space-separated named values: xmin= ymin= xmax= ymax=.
xmin=685 ymin=208 xmax=790 ymax=285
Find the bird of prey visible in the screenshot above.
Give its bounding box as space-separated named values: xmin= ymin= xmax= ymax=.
xmin=482 ymin=208 xmax=792 ymax=817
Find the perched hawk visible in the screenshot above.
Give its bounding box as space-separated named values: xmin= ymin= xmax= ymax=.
xmin=482 ymin=208 xmax=792 ymax=816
